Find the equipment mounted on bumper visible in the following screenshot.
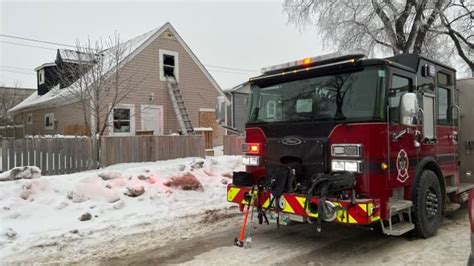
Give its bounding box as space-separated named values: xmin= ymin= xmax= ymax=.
xmin=227 ymin=184 xmax=381 ymax=225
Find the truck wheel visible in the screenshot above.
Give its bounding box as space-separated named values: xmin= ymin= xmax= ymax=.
xmin=413 ymin=170 xmax=443 ymax=238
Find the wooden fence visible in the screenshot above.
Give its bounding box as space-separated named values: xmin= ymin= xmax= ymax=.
xmin=0 ymin=137 xmax=97 ymax=175
xmin=101 ymin=135 xmax=205 ymax=166
xmin=0 ymin=135 xmax=205 ymax=175
xmin=223 ymin=135 xmax=245 ymax=155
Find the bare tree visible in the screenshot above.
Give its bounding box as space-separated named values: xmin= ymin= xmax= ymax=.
xmin=56 ymin=33 xmax=146 ymax=165
xmin=0 ymin=81 xmax=25 ymax=126
xmin=285 ymin=0 xmax=449 ymax=55
xmin=435 ymin=0 xmax=473 ymax=76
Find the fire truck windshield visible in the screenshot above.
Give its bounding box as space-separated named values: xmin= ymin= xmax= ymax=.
xmin=248 ymin=66 xmax=386 ymax=123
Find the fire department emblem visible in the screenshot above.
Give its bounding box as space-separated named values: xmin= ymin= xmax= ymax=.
xmin=396 ymin=149 xmax=409 ymax=183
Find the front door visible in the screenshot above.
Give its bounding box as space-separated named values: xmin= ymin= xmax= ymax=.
xmin=141 ymin=105 xmax=163 ymax=135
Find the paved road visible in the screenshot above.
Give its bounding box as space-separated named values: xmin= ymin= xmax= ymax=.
xmin=110 ymin=207 xmax=470 ymax=265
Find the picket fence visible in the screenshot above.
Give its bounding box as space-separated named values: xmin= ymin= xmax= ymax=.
xmin=0 ymin=135 xmax=205 ymax=175
xmin=0 ymin=137 xmax=97 ymax=175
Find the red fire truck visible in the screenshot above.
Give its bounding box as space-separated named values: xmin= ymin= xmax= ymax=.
xmin=469 ymin=189 xmax=473 ymax=265
xmin=225 ymin=51 xmax=474 ymax=243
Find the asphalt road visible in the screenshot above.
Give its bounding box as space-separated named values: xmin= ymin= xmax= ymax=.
xmin=109 ymin=207 xmax=470 ymax=265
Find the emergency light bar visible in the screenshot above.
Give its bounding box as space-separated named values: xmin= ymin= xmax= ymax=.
xmin=260 ymin=49 xmax=367 ymax=75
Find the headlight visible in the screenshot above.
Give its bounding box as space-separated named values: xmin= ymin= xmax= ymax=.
xmin=331 ymin=144 xmax=363 ymax=157
xmin=242 ymin=156 xmax=260 ymax=166
xmin=331 ymin=160 xmax=363 ymax=173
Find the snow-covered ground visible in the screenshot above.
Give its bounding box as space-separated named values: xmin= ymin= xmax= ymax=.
xmin=0 ymin=156 xmax=243 ymax=263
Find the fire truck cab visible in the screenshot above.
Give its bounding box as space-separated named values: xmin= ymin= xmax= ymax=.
xmin=224 ymin=51 xmax=474 ymax=238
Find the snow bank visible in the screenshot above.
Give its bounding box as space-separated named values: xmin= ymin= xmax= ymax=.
xmin=0 ymin=156 xmax=243 ymax=261
xmin=0 ymin=166 xmax=41 ymax=182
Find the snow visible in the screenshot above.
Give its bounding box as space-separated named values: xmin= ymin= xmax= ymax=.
xmin=0 ymin=155 xmax=243 ymax=262
xmin=194 ymin=127 xmax=213 ymax=131
xmin=0 ymin=166 xmax=41 ymax=182
xmin=213 ymin=145 xmax=224 ymax=156
xmin=24 ymin=134 xmax=89 ymax=138
xmin=58 ymin=49 xmax=97 ymax=64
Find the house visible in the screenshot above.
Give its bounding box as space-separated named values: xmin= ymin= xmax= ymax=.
xmin=217 ymin=81 xmax=250 ymax=134
xmin=0 ymin=86 xmax=35 ymax=137
xmin=9 ymin=22 xmax=225 ymax=144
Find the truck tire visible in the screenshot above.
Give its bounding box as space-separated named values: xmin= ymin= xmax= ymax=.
xmin=413 ymin=170 xmax=443 ymax=238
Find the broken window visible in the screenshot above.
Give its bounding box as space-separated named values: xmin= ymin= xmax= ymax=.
xmin=163 ymin=54 xmax=175 ymax=78
xmin=159 ymin=50 xmax=178 ymax=81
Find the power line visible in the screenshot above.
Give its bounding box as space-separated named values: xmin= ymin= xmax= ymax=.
xmin=0 ymin=34 xmax=77 ymax=49
xmin=1 ymin=33 xmax=260 ymax=74
xmin=205 ymin=64 xmax=258 ymax=73
xmin=0 ymin=65 xmax=34 ymax=72
xmin=0 ymin=69 xmax=36 ymax=76
xmin=207 ymin=69 xmax=255 ymax=75
xmin=0 ymin=40 xmax=57 ymax=51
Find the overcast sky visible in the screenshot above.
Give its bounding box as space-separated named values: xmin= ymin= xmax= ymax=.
xmin=0 ymin=0 xmax=329 ymax=89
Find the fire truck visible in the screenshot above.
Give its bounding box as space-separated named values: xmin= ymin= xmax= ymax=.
xmin=469 ymin=189 xmax=473 ymax=265
xmin=223 ymin=51 xmax=474 ymax=244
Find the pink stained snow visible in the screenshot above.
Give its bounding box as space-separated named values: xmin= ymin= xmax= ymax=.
xmin=0 ymin=156 xmax=243 ymax=260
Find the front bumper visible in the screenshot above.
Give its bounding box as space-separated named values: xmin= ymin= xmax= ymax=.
xmin=227 ymin=184 xmax=381 ymax=225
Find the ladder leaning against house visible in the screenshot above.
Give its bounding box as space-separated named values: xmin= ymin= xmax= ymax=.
xmin=166 ymin=78 xmax=195 ymax=135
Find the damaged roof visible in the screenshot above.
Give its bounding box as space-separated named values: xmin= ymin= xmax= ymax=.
xmin=10 ymin=22 xmax=224 ymax=113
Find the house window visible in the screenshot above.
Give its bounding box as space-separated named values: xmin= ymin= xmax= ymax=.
xmin=113 ymin=108 xmax=131 ymax=133
xmin=159 ymin=49 xmax=179 ymax=81
xmin=38 ymin=69 xmax=45 ymax=85
xmin=27 ymin=113 xmax=33 ymax=125
xmin=45 ymin=113 xmax=54 ymax=130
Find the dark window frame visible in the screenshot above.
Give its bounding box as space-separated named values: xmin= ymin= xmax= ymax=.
xmin=388 ymin=74 xmax=413 ymax=124
xmin=162 ymin=54 xmax=176 ymax=78
xmin=436 ymin=86 xmax=452 ymax=126
xmin=112 ymin=107 xmax=132 ymax=133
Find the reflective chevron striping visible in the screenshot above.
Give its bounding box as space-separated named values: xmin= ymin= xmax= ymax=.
xmin=226 ymin=185 xmax=381 ymax=225
xmin=281 ymin=197 xmax=295 ymax=213
xmin=227 ymin=187 xmax=240 ymax=202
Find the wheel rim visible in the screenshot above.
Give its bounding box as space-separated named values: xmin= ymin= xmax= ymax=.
xmin=425 ymin=187 xmax=439 ymax=219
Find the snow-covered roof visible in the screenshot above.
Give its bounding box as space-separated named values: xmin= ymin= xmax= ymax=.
xmin=9 ymin=22 xmax=225 ymax=113
xmin=34 ymin=62 xmax=56 ymax=71
xmin=57 ymin=49 xmax=97 ymax=64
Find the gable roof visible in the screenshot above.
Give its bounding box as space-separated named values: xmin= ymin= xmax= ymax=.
xmin=10 ymin=22 xmax=225 ymax=113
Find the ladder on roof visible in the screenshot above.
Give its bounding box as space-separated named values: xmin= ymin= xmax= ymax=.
xmin=166 ymin=78 xmax=195 ymax=135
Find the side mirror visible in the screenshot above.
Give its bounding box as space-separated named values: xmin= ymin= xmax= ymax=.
xmin=216 ymin=96 xmax=227 ymax=125
xmin=399 ymin=92 xmax=418 ymax=126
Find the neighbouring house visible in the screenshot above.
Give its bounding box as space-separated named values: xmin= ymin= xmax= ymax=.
xmin=0 ymin=86 xmax=35 ymax=137
xmin=9 ymin=22 xmax=225 ymax=145
xmin=217 ymin=81 xmax=250 ymax=134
